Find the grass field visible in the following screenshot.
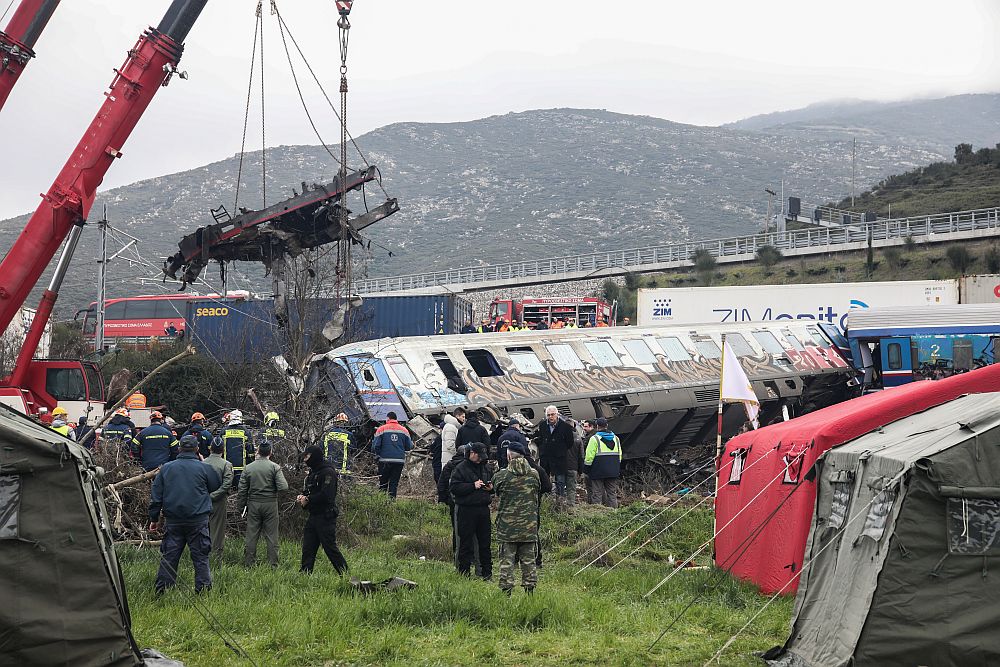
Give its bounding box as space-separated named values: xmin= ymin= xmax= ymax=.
xmin=119 ymin=488 xmax=792 ymax=667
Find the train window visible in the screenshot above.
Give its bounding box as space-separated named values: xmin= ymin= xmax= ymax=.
xmin=104 ymin=301 xmax=127 ymax=320
xmin=656 ymin=337 xmax=692 ymax=362
xmin=887 ymin=343 xmax=903 ymax=370
xmin=45 ymin=368 xmax=87 ymax=401
xmin=387 ymin=356 xmax=418 ymax=385
xmin=752 ymin=331 xmax=784 ymax=354
xmin=584 ymin=341 xmax=621 ymax=367
xmin=546 ymin=344 xmax=584 ymax=370
xmin=463 ymin=349 xmax=504 ymax=377
xmin=126 ymin=300 xmax=156 ymax=319
xmin=432 ymin=352 xmax=468 ymax=393
xmin=623 ymin=339 xmax=657 ymax=365
xmin=783 ymin=332 xmax=805 ymax=351
xmin=805 ymin=327 xmax=829 ymax=346
xmin=692 ymin=337 xmax=722 ymax=359
xmin=725 ymin=333 xmax=754 ymax=357
xmin=506 ymin=347 xmax=546 ymax=374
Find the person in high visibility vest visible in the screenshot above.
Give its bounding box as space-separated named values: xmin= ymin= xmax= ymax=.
xmin=263 ymin=411 xmax=286 ymax=444
xmin=322 ymin=413 xmax=355 ymax=476
xmin=221 ymin=410 xmax=254 ymax=488
xmin=49 ymin=407 xmax=76 ymax=441
xmin=125 ymin=392 xmax=147 ymax=409
xmin=583 ymin=417 xmax=622 ymax=508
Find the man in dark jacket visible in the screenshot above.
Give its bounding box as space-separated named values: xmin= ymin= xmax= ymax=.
xmin=565 ymin=418 xmax=585 ymax=507
xmin=456 ymin=412 xmax=489 ymax=450
xmin=437 ymin=444 xmax=470 ymax=567
xmin=322 ymin=413 xmax=355 ymax=477
xmin=372 ymin=412 xmax=413 ymax=498
xmin=131 ymin=411 xmax=179 ymax=472
xmin=496 ymin=418 xmax=529 ymax=469
xmin=221 ymin=410 xmax=253 ymax=489
xmin=535 ymin=406 xmax=576 ymax=502
xmin=102 ymin=409 xmax=134 ymax=452
xmin=149 ymin=437 xmax=222 ymax=594
xmin=183 ymin=412 xmax=214 ymax=459
xmin=297 ymin=445 xmax=349 ymax=574
xmin=74 ymin=415 xmax=93 ymax=448
xmin=449 ymin=442 xmax=494 ymax=579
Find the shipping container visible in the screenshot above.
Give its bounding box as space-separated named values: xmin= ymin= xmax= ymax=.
xmin=185 ymin=294 xmax=473 ymax=364
xmin=637 ymin=280 xmax=958 ymax=330
xmin=959 ymin=274 xmax=1000 ymax=304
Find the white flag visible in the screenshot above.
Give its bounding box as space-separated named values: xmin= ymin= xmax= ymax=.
xmin=720 ymin=339 xmax=760 ymax=428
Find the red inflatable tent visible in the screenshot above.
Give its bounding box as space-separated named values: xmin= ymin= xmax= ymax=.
xmin=714 ymin=364 xmax=1000 ymax=594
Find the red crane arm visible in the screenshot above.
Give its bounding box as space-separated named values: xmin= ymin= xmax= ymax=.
xmin=0 ymin=0 xmax=207 ymax=334
xmin=0 ymin=0 xmax=60 ymax=111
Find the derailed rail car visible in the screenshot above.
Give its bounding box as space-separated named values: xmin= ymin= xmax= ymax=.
xmin=308 ymin=321 xmax=858 ymax=459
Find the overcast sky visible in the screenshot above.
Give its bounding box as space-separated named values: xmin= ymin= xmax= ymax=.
xmin=0 ymin=0 xmax=998 ymax=219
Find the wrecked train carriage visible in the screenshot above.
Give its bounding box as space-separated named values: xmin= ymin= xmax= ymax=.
xmin=309 ymin=320 xmax=857 ymax=459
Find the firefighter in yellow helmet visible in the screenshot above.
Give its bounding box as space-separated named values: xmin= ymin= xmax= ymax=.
xmin=263 ymin=411 xmax=286 ymax=444
xmin=322 ymin=413 xmax=355 ymax=476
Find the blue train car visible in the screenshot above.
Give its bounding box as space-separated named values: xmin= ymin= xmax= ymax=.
xmin=846 ymin=304 xmax=1000 ymax=388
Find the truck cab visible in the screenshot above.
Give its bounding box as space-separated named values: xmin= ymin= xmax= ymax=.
xmin=0 ymin=359 xmax=106 ymax=421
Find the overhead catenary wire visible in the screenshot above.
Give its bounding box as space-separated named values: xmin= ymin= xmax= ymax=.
xmin=647 ymin=472 xmax=810 ymax=651
xmin=643 ymin=450 xmax=806 ymax=598
xmin=575 ymin=455 xmax=737 ymax=576
xmin=700 ymin=472 xmax=903 ymax=666
xmin=234 ymin=5 xmax=261 ymax=214
xmin=597 ymin=447 xmax=780 ymax=578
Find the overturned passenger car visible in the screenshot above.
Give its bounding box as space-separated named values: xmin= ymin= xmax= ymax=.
xmin=308 ymin=321 xmax=857 ymax=459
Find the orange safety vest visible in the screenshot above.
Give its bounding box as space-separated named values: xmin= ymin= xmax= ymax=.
xmin=125 ymin=393 xmax=147 ymax=409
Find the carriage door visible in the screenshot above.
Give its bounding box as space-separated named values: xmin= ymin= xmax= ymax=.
xmin=879 ymin=338 xmax=912 ymax=387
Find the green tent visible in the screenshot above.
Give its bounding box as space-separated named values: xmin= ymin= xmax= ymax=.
xmin=0 ymin=404 xmax=143 ymax=665
xmin=767 ymin=392 xmax=1000 ymax=667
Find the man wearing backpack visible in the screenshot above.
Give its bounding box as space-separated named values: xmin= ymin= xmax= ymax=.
xmin=584 ymin=418 xmax=622 ymax=508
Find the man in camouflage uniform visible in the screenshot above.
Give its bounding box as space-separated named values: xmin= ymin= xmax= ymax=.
xmin=492 ymin=441 xmax=541 ymax=595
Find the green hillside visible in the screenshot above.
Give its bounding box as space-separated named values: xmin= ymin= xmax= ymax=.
xmin=830 ymin=143 xmax=1000 ymax=217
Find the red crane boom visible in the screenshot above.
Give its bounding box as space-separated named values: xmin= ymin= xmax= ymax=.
xmin=0 ymin=0 xmax=60 ymax=111
xmin=0 ymin=0 xmax=207 ymax=334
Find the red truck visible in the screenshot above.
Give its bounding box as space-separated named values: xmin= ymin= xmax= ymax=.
xmin=488 ymin=297 xmax=615 ymax=328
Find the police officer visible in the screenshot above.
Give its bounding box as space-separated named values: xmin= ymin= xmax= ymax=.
xmin=149 ymin=435 xmax=221 ymax=594
xmin=221 ymin=410 xmax=253 ymax=488
xmin=131 ymin=411 xmax=179 ymax=471
xmin=322 ymin=413 xmax=354 ymax=476
xmin=237 ymin=441 xmax=289 ymax=568
xmin=297 ymin=445 xmax=349 ymax=574
xmin=449 ymin=442 xmax=494 ymax=579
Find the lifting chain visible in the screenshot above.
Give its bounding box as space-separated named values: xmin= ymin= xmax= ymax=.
xmin=336 ymin=2 xmax=352 ymax=301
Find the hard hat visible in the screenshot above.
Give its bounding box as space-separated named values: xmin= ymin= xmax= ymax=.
xmin=265 ymin=411 xmax=280 ymax=424
xmin=228 ymin=410 xmax=243 ymax=423
xmin=333 ymin=412 xmax=349 ymax=424
xmin=191 ymin=412 xmax=205 ymax=421
xmin=116 ymin=408 xmax=130 ymax=417
xmin=150 ymin=410 xmax=164 ymax=420
xmin=51 ymin=406 xmax=68 ymax=417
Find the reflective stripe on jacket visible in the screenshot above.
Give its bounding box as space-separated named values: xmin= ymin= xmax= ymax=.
xmin=372 ymin=420 xmax=413 ymax=463
xmin=223 ymin=425 xmax=251 ymax=471
xmin=584 ymin=431 xmax=622 ymax=480
xmin=323 ymin=427 xmax=354 ymax=474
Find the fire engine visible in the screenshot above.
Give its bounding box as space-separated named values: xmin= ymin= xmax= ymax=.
xmin=487 ymin=297 xmax=615 ymax=328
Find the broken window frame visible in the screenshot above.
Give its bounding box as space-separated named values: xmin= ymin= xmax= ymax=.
xmin=386 ymin=356 xmax=417 ymax=385
xmin=462 ymin=349 xmax=505 ymax=378
xmin=752 ymin=331 xmax=785 ymax=355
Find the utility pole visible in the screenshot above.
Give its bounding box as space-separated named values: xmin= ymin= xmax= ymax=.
xmin=95 ymin=208 xmax=108 ymax=353
xmin=764 ymin=188 xmax=777 ymax=236
xmin=851 ymin=137 xmax=857 ymax=207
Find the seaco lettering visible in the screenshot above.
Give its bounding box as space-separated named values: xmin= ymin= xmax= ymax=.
xmin=195 ymin=307 xmax=230 ymax=317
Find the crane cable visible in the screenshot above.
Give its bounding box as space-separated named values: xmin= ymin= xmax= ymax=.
xmin=337 ymin=3 xmax=351 ymax=303
xmin=234 ymin=3 xmax=262 ymax=214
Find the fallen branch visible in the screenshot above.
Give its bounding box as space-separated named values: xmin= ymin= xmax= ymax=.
xmin=107 ymin=467 xmax=160 ymax=491
xmin=81 ymin=345 xmax=197 ymax=449
xmin=115 ymin=540 xmax=162 ymax=547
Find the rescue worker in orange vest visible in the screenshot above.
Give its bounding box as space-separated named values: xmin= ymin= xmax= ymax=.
xmin=596 ymin=317 xmax=610 ymax=328
xmin=125 ymin=392 xmax=147 ymax=409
